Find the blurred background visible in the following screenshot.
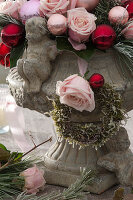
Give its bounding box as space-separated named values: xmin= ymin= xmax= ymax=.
xmin=0 ymin=65 xmax=9 ymax=84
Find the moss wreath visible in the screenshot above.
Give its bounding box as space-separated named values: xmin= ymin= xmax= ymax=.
xmin=51 ymin=83 xmax=125 ymax=149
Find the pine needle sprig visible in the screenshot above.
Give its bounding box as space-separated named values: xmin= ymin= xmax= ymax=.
xmin=0 ymin=159 xmax=33 ymax=200
xmin=114 ymin=40 xmax=133 ymax=76
xmin=94 ymin=0 xmax=118 ymax=25
xmin=0 ymin=14 xmax=24 ymax=28
xmin=16 ymin=169 xmax=95 ymax=200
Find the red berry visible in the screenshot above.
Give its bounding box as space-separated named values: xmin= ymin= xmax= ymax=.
xmin=89 ymin=73 xmax=104 ymax=88
xmin=92 ymin=25 xmax=116 ymax=50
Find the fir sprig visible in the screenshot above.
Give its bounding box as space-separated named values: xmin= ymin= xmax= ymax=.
xmin=0 ymin=159 xmax=32 ymax=200
xmin=114 ymin=40 xmax=133 ymax=76
xmin=94 ymin=0 xmax=118 ymax=25
xmin=0 ymin=14 xmax=24 ymax=28
xmin=16 ymin=169 xmax=95 ymax=200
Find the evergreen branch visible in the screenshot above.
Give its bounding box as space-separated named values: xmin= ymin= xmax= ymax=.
xmin=94 ymin=0 xmax=118 ymax=25
xmin=0 ymin=14 xmax=23 ymax=27
xmin=16 ymin=169 xmax=95 ymax=200
xmin=0 ymin=137 xmax=52 ymax=171
xmin=0 ymin=159 xmax=32 ymax=200
xmin=114 ymin=40 xmax=133 ymax=76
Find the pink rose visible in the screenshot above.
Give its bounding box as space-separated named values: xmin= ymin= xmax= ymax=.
xmin=20 ymin=165 xmax=46 ymax=194
xmin=122 ymin=22 xmax=133 ymax=39
xmin=0 ymin=0 xmax=26 ymax=20
xmin=56 ymin=74 xmax=95 ymax=112
xmin=39 ymin=0 xmax=70 ymax=18
xmin=67 ymin=7 xmax=97 ymax=43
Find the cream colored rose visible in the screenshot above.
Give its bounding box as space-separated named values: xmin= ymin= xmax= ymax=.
xmin=39 ymin=0 xmax=70 ymax=18
xmin=56 ymin=74 xmax=95 ymax=112
xmin=67 ymin=7 xmax=97 ymax=43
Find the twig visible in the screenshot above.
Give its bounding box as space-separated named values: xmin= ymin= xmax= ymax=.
xmin=19 ymin=137 xmax=52 ymax=160
xmin=0 ymin=137 xmax=52 ymax=171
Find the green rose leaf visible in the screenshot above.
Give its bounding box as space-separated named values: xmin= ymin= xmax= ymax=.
xmin=0 ymin=143 xmax=8 ymax=151
xmin=10 ymin=40 xmax=27 ymax=69
xmin=10 ymin=152 xmax=23 ymax=161
xmin=0 ymin=148 xmax=10 ymax=162
xmin=56 ymin=36 xmax=95 ymax=63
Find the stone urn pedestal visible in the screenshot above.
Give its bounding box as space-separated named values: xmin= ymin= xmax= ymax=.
xmin=43 ymin=138 xmax=118 ymax=194
xmin=7 ymin=17 xmax=133 ymax=195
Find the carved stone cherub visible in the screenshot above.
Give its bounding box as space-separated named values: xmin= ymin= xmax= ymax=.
xmin=98 ymin=127 xmax=133 ymax=186
xmin=17 ymin=17 xmax=58 ymax=93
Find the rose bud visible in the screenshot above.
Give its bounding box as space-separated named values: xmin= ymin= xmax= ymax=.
xmin=108 ymin=6 xmax=129 ymax=25
xmin=47 ymin=14 xmax=67 ymax=35
xmin=92 ymin=24 xmax=116 ymax=50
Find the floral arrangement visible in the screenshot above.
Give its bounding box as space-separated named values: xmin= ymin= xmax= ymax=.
xmin=0 ymin=0 xmax=132 ymax=70
xmin=0 ymin=0 xmax=130 ymax=147
xmin=0 ymin=142 xmax=95 ymax=199
xmin=52 ymin=75 xmax=125 ymax=148
xmin=0 ymin=137 xmax=52 ymax=199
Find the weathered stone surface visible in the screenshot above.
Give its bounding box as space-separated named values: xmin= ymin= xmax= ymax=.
xmin=17 ymin=17 xmax=58 ymax=93
xmin=98 ymin=128 xmax=133 ymax=186
xmin=124 ymin=194 xmax=133 ymax=200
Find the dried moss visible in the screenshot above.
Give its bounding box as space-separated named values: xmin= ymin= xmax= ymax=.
xmin=51 ymin=84 xmax=125 ymax=149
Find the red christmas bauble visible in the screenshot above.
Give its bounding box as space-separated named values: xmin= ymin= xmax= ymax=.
xmin=92 ymin=25 xmax=116 ymax=50
xmin=1 ymin=24 xmax=24 ymax=47
xmin=0 ymin=43 xmax=11 ymax=67
xmin=89 ymin=73 xmax=104 ymax=88
xmin=124 ymin=1 xmax=133 ymax=19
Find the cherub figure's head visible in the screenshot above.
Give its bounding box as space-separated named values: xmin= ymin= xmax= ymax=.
xmin=25 ymin=17 xmax=48 ymax=42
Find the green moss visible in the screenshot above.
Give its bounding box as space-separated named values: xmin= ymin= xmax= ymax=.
xmin=51 ymin=84 xmax=125 ymax=149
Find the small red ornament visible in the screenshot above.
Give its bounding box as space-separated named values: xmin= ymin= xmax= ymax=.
xmin=92 ymin=25 xmax=116 ymax=50
xmin=1 ymin=24 xmax=24 ymax=47
xmin=124 ymin=1 xmax=133 ymax=19
xmin=0 ymin=43 xmax=11 ymax=67
xmin=89 ymin=73 xmax=104 ymax=88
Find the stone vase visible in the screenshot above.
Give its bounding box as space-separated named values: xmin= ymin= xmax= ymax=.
xmin=7 ymin=17 xmax=133 ymax=194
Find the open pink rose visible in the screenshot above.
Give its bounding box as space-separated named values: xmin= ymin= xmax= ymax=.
xmin=20 ymin=165 xmax=46 ymax=194
xmin=67 ymin=7 xmax=97 ymax=43
xmin=0 ymin=0 xmax=26 ymax=20
xmin=39 ymin=0 xmax=70 ymax=18
xmin=56 ymin=74 xmax=95 ymax=112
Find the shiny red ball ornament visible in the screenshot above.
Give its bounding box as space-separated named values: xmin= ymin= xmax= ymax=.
xmin=92 ymin=25 xmax=116 ymax=50
xmin=1 ymin=24 xmax=24 ymax=47
xmin=0 ymin=43 xmax=11 ymax=67
xmin=124 ymin=1 xmax=133 ymax=19
xmin=89 ymin=73 xmax=104 ymax=88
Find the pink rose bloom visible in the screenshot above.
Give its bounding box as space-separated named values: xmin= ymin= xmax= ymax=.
xmin=0 ymin=0 xmax=26 ymax=20
xmin=67 ymin=7 xmax=97 ymax=43
xmin=39 ymin=0 xmax=70 ymax=18
xmin=20 ymin=165 xmax=46 ymax=194
xmin=56 ymin=74 xmax=95 ymax=112
xmin=122 ymin=22 xmax=133 ymax=39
